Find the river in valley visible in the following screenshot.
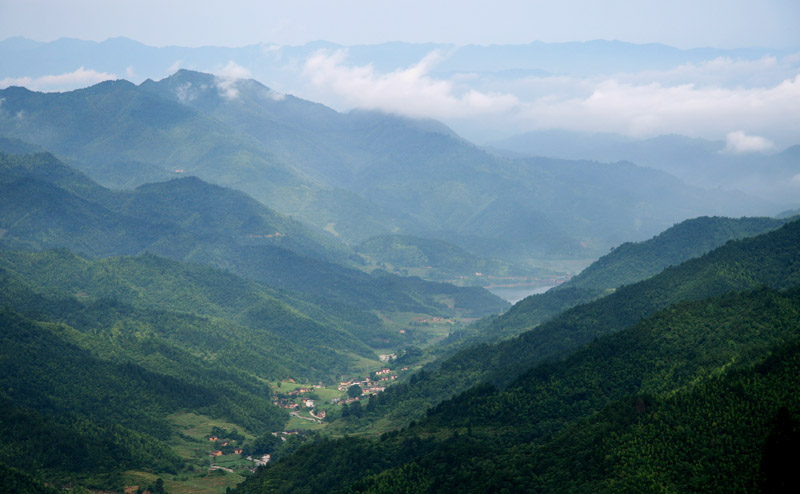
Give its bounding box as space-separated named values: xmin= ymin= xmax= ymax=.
xmin=487 ymin=284 xmax=554 ymax=305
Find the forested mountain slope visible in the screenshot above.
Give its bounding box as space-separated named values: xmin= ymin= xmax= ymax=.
xmin=355 ymin=233 xmax=546 ymax=282
xmin=326 ymin=218 xmax=800 ymax=431
xmin=0 ymin=249 xmax=376 ymax=367
xmin=0 ymin=152 xmax=509 ymax=350
xmin=0 ymin=306 xmax=285 ymax=488
xmin=475 ymin=215 xmax=788 ymax=342
xmin=235 ymin=284 xmax=800 ymax=493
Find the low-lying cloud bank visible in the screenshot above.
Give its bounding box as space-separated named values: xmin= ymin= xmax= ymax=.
xmin=0 ymin=66 xmax=118 ymax=92
xmin=299 ymin=49 xmax=800 ymax=148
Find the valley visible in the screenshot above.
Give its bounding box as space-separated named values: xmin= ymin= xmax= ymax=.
xmin=1 ymin=29 xmax=799 ymax=494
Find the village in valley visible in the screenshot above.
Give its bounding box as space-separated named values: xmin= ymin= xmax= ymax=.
xmin=196 ymin=363 xmax=411 ymax=474
xmin=272 ymin=363 xmax=409 ymax=419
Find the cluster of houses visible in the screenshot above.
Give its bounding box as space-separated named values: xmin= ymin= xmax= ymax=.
xmin=273 ymin=386 xmax=319 ymax=410
xmin=208 ymin=436 xmax=243 ymax=457
xmin=334 ymin=366 xmax=409 ymax=404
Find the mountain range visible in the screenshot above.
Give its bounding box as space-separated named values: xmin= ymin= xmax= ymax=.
xmin=2 ymin=41 xmax=799 ymax=493
xmin=0 ymin=70 xmax=781 ymax=264
xmin=488 ymin=130 xmax=800 ymax=205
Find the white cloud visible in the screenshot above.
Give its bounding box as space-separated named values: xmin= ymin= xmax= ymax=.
xmin=518 ymin=75 xmax=800 ymax=142
xmin=213 ymin=61 xmax=252 ymax=100
xmin=301 ymin=49 xmax=520 ymax=119
xmin=298 ymin=49 xmax=800 ymax=147
xmin=264 ymin=89 xmax=286 ymax=101
xmin=723 ymin=131 xmax=775 ymax=154
xmin=215 ymin=78 xmax=240 ymax=100
xmin=125 ymin=66 xmax=136 ymax=79
xmin=261 ymin=43 xmax=283 ymax=59
xmin=0 ymin=67 xmax=117 ymax=92
xmin=175 ymin=82 xmax=196 ymax=103
xmin=616 ymin=55 xmax=795 ymax=88
xmin=217 ymin=61 xmax=252 ymax=80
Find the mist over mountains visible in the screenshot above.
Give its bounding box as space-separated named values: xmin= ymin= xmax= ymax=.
xmin=488 ymin=130 xmax=800 ymax=204
xmin=2 ymin=32 xmax=800 ymax=493
xmin=0 ymin=68 xmax=787 ymax=264
xmin=2 ymin=36 xmax=799 ymax=147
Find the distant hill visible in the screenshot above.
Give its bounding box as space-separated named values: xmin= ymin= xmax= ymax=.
xmin=0 ymin=72 xmax=776 ymax=262
xmin=0 ymin=152 xmax=509 ymax=350
xmin=488 ymin=130 xmax=800 ymax=206
xmin=2 ymin=37 xmax=788 ymax=90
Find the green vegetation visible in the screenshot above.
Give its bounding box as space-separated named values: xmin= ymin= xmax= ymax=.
xmin=0 ymin=463 xmax=59 ymax=494
xmin=356 ymin=234 xmax=553 ymax=285
xmin=0 ymin=152 xmax=509 ymax=352
xmin=469 ymin=215 xmax=787 ymax=344
xmin=0 ymin=249 xmax=366 ymax=380
xmin=320 ymin=218 xmax=800 ymax=433
xmin=233 ymin=284 xmax=800 ymax=493
xmin=1 ymin=68 xmax=796 ymax=493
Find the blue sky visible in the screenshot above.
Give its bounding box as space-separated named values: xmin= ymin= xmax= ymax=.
xmin=1 ymin=0 xmax=798 ymax=49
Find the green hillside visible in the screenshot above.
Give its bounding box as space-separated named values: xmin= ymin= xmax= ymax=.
xmin=475 ymin=215 xmax=787 ymax=342
xmin=233 ymin=284 xmax=800 ymax=493
xmin=0 ymin=249 xmax=376 ymax=369
xmin=323 ymin=218 xmax=800 ymax=432
xmin=0 ymin=307 xmax=285 ymax=489
xmin=355 ymin=234 xmax=550 ymax=284
xmin=0 ymin=152 xmax=509 ymax=349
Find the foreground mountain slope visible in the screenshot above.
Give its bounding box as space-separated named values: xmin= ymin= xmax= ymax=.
xmin=0 ymin=306 xmax=285 ymax=488
xmin=327 ymin=218 xmax=800 ymax=431
xmin=235 ymin=281 xmax=800 ymax=493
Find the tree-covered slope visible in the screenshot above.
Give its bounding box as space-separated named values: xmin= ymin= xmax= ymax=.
xmin=0 ymin=151 xmax=347 ymax=261
xmin=0 ymin=463 xmax=60 ymax=494
xmin=0 ymin=249 xmax=375 ymax=373
xmin=477 ymin=215 xmax=787 ymax=342
xmin=326 ymin=218 xmax=800 ymax=431
xmin=355 ymin=234 xmax=543 ymax=282
xmin=234 ymin=284 xmax=800 ymax=493
xmin=0 ymin=152 xmax=509 ymax=348
xmin=0 ymin=306 xmax=288 ymax=488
